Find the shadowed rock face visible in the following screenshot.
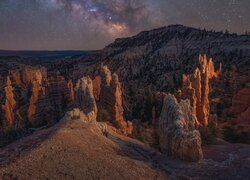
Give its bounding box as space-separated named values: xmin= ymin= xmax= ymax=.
xmin=159 ymin=94 xmax=203 ymax=161
xmin=230 ymin=87 xmax=250 ymax=121
xmin=75 ymin=76 xmax=97 ymax=122
xmin=0 ymin=63 xmax=132 ymax=138
xmin=0 ymin=66 xmax=74 ymax=133
xmin=67 ymin=80 xmax=75 ymax=103
xmin=180 ymin=55 xmax=220 ymax=127
xmin=97 ymin=65 xmax=131 ymax=135
xmin=27 ymin=68 xmax=47 ymax=124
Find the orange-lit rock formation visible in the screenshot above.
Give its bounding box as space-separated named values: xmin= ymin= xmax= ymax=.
xmin=97 ymin=65 xmax=131 ymax=135
xmin=2 ymin=77 xmax=17 ymax=129
xmin=159 ymin=94 xmax=203 ymax=161
xmin=180 ymin=55 xmax=221 ymax=127
xmin=27 ymin=69 xmax=46 ymax=122
xmin=22 ymin=66 xmax=47 ymax=85
xmin=92 ymin=76 xmax=101 ymax=101
xmin=0 ymin=66 xmax=75 ymax=130
xmin=67 ymin=80 xmax=75 ymax=103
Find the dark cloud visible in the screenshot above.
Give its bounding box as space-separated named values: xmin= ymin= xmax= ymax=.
xmin=0 ymin=0 xmax=249 ymax=50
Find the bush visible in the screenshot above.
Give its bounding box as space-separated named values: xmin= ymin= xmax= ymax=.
xmin=223 ymin=125 xmax=249 ymax=144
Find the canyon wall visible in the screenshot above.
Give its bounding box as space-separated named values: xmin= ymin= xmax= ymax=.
xmin=0 ymin=64 xmax=132 ymax=137
xmin=0 ymin=66 xmax=73 ymax=133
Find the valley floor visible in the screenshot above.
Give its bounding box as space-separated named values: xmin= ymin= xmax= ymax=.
xmin=0 ymin=118 xmax=249 ymax=180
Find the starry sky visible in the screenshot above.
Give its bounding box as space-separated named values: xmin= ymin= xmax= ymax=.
xmin=0 ymin=0 xmax=249 ymax=50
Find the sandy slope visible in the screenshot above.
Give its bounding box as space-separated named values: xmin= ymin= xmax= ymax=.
xmin=0 ymin=118 xmax=249 ymax=180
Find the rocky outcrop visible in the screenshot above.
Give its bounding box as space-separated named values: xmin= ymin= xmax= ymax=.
xmin=27 ymin=71 xmax=46 ymax=123
xmin=63 ymin=108 xmax=90 ymax=122
xmin=2 ymin=77 xmax=17 ymax=129
xmin=67 ymin=80 xmax=75 ymax=103
xmin=22 ymin=66 xmax=47 ymax=85
xmin=180 ymin=55 xmax=220 ymax=127
xmin=75 ymin=77 xmax=97 ymax=122
xmin=92 ymin=76 xmax=101 ymax=101
xmin=0 ymin=66 xmax=74 ymax=130
xmin=97 ymin=65 xmax=131 ymax=135
xmin=27 ymin=70 xmax=71 ymax=127
xmin=159 ymin=94 xmax=203 ymax=161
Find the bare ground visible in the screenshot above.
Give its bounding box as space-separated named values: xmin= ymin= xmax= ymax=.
xmin=0 ymin=119 xmax=249 ymax=180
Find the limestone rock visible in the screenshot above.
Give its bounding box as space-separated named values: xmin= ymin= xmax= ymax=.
xmin=2 ymin=77 xmax=17 ymax=129
xmin=27 ymin=73 xmax=70 ymax=127
xmin=22 ymin=66 xmax=47 ymax=85
xmin=64 ymin=108 xmax=88 ymax=122
xmin=98 ymin=65 xmax=129 ymax=134
xmin=159 ymin=94 xmax=203 ymax=161
xmin=27 ymin=76 xmax=46 ymax=122
xmin=100 ymin=65 xmax=112 ymax=86
xmin=75 ymin=76 xmax=97 ymax=122
xmin=181 ymin=55 xmax=220 ymax=127
xmin=67 ymin=80 xmax=75 ymax=103
xmin=92 ymin=76 xmax=101 ymax=101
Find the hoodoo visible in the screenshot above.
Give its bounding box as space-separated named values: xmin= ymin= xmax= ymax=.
xmin=158 ymin=94 xmax=203 ymax=161
xmin=180 ymin=55 xmax=220 ymax=127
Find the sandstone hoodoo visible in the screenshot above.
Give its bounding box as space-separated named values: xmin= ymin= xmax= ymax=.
xmin=67 ymin=80 xmax=75 ymax=103
xmin=75 ymin=76 xmax=98 ymax=122
xmin=2 ymin=77 xmax=17 ymax=129
xmin=27 ymin=70 xmax=46 ymax=125
xmin=0 ymin=66 xmax=75 ymax=135
xmin=159 ymin=94 xmax=203 ymax=161
xmin=22 ymin=66 xmax=47 ymax=85
xmin=97 ymin=65 xmax=132 ymax=135
xmin=180 ymin=54 xmax=221 ymax=127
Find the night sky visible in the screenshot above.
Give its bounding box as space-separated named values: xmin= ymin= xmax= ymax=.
xmin=0 ymin=0 xmax=249 ymax=50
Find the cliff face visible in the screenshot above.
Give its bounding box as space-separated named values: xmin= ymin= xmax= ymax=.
xmin=0 ymin=66 xmax=73 ymax=133
xmin=180 ymin=55 xmax=220 ymax=127
xmin=26 ymin=68 xmax=72 ymax=127
xmin=159 ymin=94 xmax=203 ymax=161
